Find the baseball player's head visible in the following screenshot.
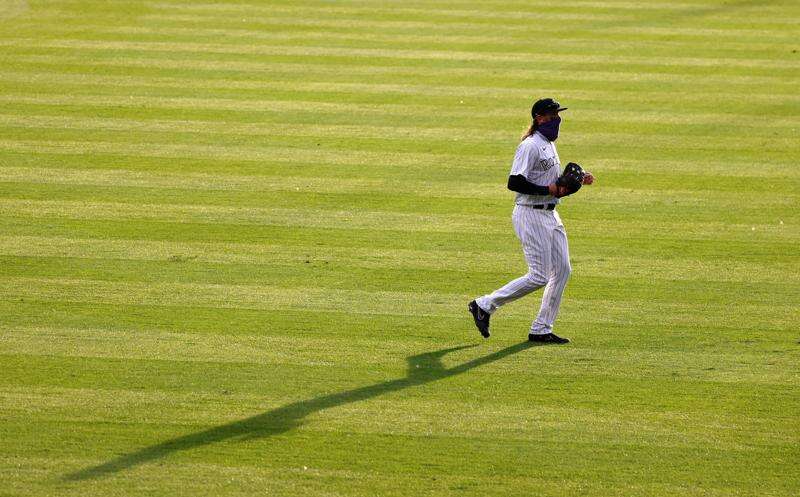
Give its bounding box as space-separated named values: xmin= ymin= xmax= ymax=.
xmin=522 ymin=98 xmax=567 ymax=141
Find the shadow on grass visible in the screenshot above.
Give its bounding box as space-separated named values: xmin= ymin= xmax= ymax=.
xmin=64 ymin=340 xmax=536 ymax=481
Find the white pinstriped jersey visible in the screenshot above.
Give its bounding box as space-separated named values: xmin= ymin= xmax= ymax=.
xmin=510 ymin=131 xmax=561 ymax=206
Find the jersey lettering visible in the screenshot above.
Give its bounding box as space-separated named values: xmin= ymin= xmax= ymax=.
xmin=538 ymin=157 xmax=557 ymax=171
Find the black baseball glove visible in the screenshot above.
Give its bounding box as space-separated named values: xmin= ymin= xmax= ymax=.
xmin=554 ymin=162 xmax=585 ymax=197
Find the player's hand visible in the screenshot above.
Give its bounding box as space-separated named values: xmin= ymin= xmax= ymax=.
xmin=582 ymin=172 xmax=595 ymax=185
xmin=548 ymin=183 xmax=569 ymax=198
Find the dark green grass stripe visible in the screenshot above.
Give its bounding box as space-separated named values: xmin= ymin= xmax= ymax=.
xmin=1 ymin=163 xmax=797 ymax=195
xmin=2 ymin=354 xmax=795 ymax=415
xmin=0 ymin=123 xmax=795 ymax=163
xmin=1 ymin=199 xmax=796 ymax=243
xmin=0 ymin=88 xmax=795 ymax=132
xmin=2 ymin=255 xmax=796 ymax=307
xmin=16 ymin=23 xmax=799 ymax=62
xmin=26 ymin=10 xmax=799 ymax=45
xmin=2 ymin=43 xmax=797 ymax=80
xmin=5 ymin=56 xmax=798 ymax=93
xmin=6 ymin=384 xmax=794 ymax=446
xmin=1 ymin=276 xmax=794 ymax=333
xmin=2 ymin=299 xmax=794 ymax=350
xmin=0 ymin=136 xmax=796 ymax=165
xmin=1 ymin=182 xmax=797 ymax=227
xmin=0 ymin=91 xmax=796 ymax=134
xmin=0 ymin=76 xmax=796 ymax=127
xmin=2 ymin=235 xmax=796 ymax=284
xmin=0 ymin=150 xmax=795 ymax=185
xmin=6 ymin=325 xmax=796 ymax=388
xmin=7 ymin=25 xmax=799 ymax=63
xmin=0 ymin=107 xmax=797 ymax=144
xmin=0 ymin=216 xmax=795 ymax=261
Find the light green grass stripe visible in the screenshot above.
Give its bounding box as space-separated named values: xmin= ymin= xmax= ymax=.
xmin=1 ymin=198 xmax=797 ymax=239
xmin=0 ymin=389 xmax=775 ymax=452
xmin=141 ymin=1 xmax=800 ymax=28
xmin=606 ymin=24 xmax=800 ymax=39
xmin=0 ymin=131 xmax=795 ymax=169
xmin=1 ymin=93 xmax=797 ymax=129
xmin=65 ymin=24 xmax=796 ymax=56
xmin=2 ymin=326 xmax=796 ymax=386
xmin=145 ymin=2 xmax=628 ymax=22
xmin=2 ymin=38 xmax=797 ymax=70
xmin=0 ymin=325 xmax=403 ymax=368
xmin=2 ymin=177 xmax=799 ymax=230
xmin=1 ymin=276 xmax=794 ymax=330
xmin=0 ymin=456 xmax=758 ymax=497
xmin=134 ymin=12 xmax=800 ymax=40
xmin=0 ymin=119 xmax=795 ymax=161
xmin=0 ymin=138 xmax=496 ymax=169
xmin=0 ymin=149 xmax=795 ymax=178
xmin=145 ymin=0 xmax=797 ymax=17
xmin=1 ymin=165 xmax=793 ymax=201
xmin=9 ymin=54 xmax=797 ymax=88
xmin=1 ymin=236 xmax=796 ymax=283
xmin=285 ymin=0 xmax=793 ymax=11
xmin=0 ymin=70 xmax=800 ymax=113
xmin=3 ymin=384 xmax=795 ymax=448
xmin=0 ymin=91 xmax=797 ymax=131
xmin=0 ymin=198 xmax=501 ymax=234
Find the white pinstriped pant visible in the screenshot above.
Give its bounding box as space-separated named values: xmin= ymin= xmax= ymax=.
xmin=476 ymin=204 xmax=572 ymax=335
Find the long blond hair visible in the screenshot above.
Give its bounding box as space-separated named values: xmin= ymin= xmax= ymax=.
xmin=520 ymin=120 xmax=538 ymax=141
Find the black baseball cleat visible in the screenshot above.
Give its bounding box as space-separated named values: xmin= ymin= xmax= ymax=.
xmin=468 ymin=300 xmax=490 ymax=338
xmin=528 ymin=333 xmax=570 ymax=344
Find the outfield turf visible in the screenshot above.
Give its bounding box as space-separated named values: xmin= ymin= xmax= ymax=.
xmin=1 ymin=1 xmax=799 ymax=495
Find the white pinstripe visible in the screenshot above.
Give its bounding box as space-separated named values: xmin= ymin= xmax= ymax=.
xmin=475 ymin=204 xmax=571 ymax=335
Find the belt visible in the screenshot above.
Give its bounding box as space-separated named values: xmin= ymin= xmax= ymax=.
xmin=531 ymin=203 xmax=556 ymax=210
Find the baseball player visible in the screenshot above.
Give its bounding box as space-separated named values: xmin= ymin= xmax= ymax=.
xmin=468 ymin=98 xmax=594 ymax=344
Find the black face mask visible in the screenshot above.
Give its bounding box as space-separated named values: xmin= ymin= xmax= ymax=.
xmin=538 ymin=116 xmax=561 ymax=141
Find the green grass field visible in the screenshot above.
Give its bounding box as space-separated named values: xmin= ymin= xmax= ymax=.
xmin=1 ymin=1 xmax=799 ymax=495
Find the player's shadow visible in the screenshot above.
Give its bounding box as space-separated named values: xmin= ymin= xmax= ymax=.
xmin=63 ymin=340 xmax=535 ymax=481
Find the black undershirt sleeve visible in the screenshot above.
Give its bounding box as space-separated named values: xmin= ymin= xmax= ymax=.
xmin=507 ymin=174 xmax=550 ymax=196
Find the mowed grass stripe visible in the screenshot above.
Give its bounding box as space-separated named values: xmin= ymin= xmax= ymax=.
xmin=0 ymin=299 xmax=785 ymax=353
xmin=3 ymin=178 xmax=798 ymax=227
xmin=1 ymin=198 xmax=797 ymax=240
xmin=2 ymin=39 xmax=798 ymax=71
xmin=5 ymin=358 xmax=796 ymax=428
xmin=47 ymin=24 xmax=797 ymax=59
xmin=2 ymin=235 xmax=796 ymax=283
xmin=5 ymin=254 xmax=799 ymax=312
xmin=1 ymin=76 xmax=790 ymax=128
xmin=5 ymin=110 xmax=790 ymax=148
xmin=145 ymin=0 xmax=800 ymax=20
xmin=0 ymin=125 xmax=795 ymax=165
xmin=12 ymin=23 xmax=797 ymax=64
xmin=3 ymin=139 xmax=795 ymax=176
xmin=3 ymin=164 xmax=796 ymax=199
xmin=0 ymin=131 xmax=794 ymax=165
xmin=2 ymin=326 xmax=797 ymax=388
xmin=6 ymin=384 xmax=794 ymax=449
xmin=4 ymin=215 xmax=790 ymax=262
xmin=0 ymin=149 xmax=795 ymax=182
xmin=2 ymin=276 xmax=795 ymax=331
xmin=0 ymin=456 xmax=690 ymax=497
xmin=0 ymin=98 xmax=794 ymax=158
xmin=7 ymin=54 xmax=797 ymax=90
xmin=134 ymin=11 xmax=800 ymax=39
xmin=1 ymin=98 xmax=798 ymax=132
xmin=146 ymin=2 xmax=628 ymax=23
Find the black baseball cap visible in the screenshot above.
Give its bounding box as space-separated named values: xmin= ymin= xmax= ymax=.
xmin=531 ymin=98 xmax=567 ymax=118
